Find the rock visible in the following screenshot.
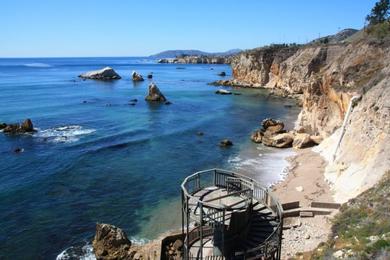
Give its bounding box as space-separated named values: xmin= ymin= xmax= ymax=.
xmin=220 ymin=139 xmax=233 ymax=147
xmin=0 ymin=123 xmax=7 ymax=130
xmin=79 ymin=67 xmax=121 ymax=80
xmin=172 ymin=239 xmax=183 ymax=250
xmin=21 ymin=119 xmax=34 ymax=132
xmin=2 ymin=119 xmax=35 ymax=134
xmin=129 ymin=99 xmax=138 ymax=102
xmin=310 ymin=135 xmax=323 ymax=145
xmin=147 ymin=73 xmax=153 ymax=79
xmin=261 ymin=118 xmax=285 ymax=134
xmin=261 ymin=132 xmax=293 ymax=148
xmin=295 ymin=186 xmax=304 ymax=192
xmin=165 ymin=101 xmax=172 ymax=105
xmin=292 ymin=133 xmax=315 ymax=149
xmin=333 ymin=250 xmax=344 ymax=258
xmin=145 ymin=83 xmax=167 ymax=102
xmin=218 ymin=71 xmax=226 ymax=76
xmin=305 ymin=234 xmax=311 ymax=239
xmin=92 ymin=223 xmax=132 ymax=260
xmin=215 ymin=89 xmax=232 ymax=95
xmin=197 ymin=131 xmax=204 ymax=136
xmin=14 ymin=147 xmax=24 ymax=153
xmin=132 ymin=71 xmax=144 ymax=81
xmin=251 ymin=130 xmax=263 ymax=143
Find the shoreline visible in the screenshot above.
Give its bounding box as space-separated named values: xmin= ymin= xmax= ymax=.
xmin=272 ymin=148 xmax=335 ymax=258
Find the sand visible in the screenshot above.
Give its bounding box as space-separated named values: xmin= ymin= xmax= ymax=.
xmin=272 ymin=148 xmax=337 ymax=259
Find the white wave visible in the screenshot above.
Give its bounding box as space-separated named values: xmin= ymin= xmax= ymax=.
xmin=24 ymin=63 xmax=52 ymax=68
xmin=56 ymin=243 xmax=95 ymax=260
xmin=130 ymin=236 xmax=150 ymax=245
xmin=35 ymin=125 xmax=96 ymax=143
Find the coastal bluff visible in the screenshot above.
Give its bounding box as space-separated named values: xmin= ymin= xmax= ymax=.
xmin=225 ymin=29 xmax=390 ymax=203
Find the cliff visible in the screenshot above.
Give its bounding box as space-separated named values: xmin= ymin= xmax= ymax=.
xmin=229 ymin=31 xmax=390 ymax=202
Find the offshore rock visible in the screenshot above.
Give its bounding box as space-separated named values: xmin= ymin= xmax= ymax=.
xmin=220 ymin=139 xmax=233 ymax=147
xmin=2 ymin=119 xmax=35 ymax=134
xmin=132 ymin=71 xmax=144 ymax=81
xmin=218 ymin=71 xmax=226 ymax=76
xmin=145 ymin=83 xmax=167 ymax=102
xmin=215 ymin=89 xmax=232 ymax=95
xmin=79 ymin=67 xmax=121 ymax=80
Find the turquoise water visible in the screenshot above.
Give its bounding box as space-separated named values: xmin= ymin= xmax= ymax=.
xmin=0 ymin=58 xmax=299 ymax=259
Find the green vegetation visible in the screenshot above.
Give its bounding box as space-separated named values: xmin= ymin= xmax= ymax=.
xmin=365 ymin=0 xmax=390 ymax=39
xmin=308 ymin=171 xmax=390 ymax=259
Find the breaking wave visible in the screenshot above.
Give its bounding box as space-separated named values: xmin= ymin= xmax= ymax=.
xmin=24 ymin=63 xmax=52 ymax=68
xmin=35 ymin=125 xmax=96 ymax=143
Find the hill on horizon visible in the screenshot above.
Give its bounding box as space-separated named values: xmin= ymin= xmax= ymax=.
xmin=149 ymin=49 xmax=242 ymax=58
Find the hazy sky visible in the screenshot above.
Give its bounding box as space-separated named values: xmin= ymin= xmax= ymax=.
xmin=0 ymin=0 xmax=377 ymax=57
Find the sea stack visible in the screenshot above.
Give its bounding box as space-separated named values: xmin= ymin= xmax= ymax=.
xmin=132 ymin=71 xmax=144 ymax=81
xmin=78 ymin=67 xmax=121 ymax=80
xmin=145 ymin=83 xmax=167 ymax=102
xmin=2 ymin=119 xmax=36 ymax=134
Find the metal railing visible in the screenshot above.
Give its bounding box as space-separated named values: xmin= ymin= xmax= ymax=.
xmin=181 ymin=169 xmax=283 ymax=260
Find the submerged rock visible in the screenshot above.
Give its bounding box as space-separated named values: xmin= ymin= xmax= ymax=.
xmin=93 ymin=223 xmax=133 ymax=260
xmin=215 ymin=89 xmax=232 ymax=95
xmin=220 ymin=139 xmax=233 ymax=147
xmin=145 ymin=83 xmax=167 ymax=102
xmin=218 ymin=71 xmax=226 ymax=76
xmin=132 ymin=71 xmax=144 ymax=81
xmin=147 ymin=73 xmax=153 ymax=79
xmin=79 ymin=67 xmax=121 ymax=80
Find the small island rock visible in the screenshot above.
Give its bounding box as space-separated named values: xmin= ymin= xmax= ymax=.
xmin=132 ymin=71 xmax=144 ymax=81
xmin=145 ymin=83 xmax=167 ymax=102
xmin=215 ymin=89 xmax=232 ymax=95
xmin=218 ymin=71 xmax=226 ymax=76
xmin=220 ymin=139 xmax=233 ymax=147
xmin=79 ymin=67 xmax=121 ymax=80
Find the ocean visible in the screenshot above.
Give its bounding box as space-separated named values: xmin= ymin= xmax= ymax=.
xmin=0 ymin=57 xmax=300 ymax=259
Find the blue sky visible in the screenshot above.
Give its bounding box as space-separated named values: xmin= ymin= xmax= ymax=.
xmin=0 ymin=0 xmax=377 ymax=57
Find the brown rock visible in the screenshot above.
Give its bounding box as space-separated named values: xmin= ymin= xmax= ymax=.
xmin=21 ymin=119 xmax=34 ymax=132
xmin=92 ymin=223 xmax=132 ymax=260
xmin=250 ymin=130 xmax=263 ymax=143
xmin=293 ymin=133 xmax=315 ymax=149
xmin=145 ymin=83 xmax=167 ymax=102
xmin=310 ymin=135 xmax=323 ymax=145
xmin=261 ymin=118 xmax=285 ymax=134
xmin=132 ymin=71 xmax=144 ymax=81
xmin=172 ymin=239 xmax=183 ymax=250
xmin=262 ymin=132 xmax=294 ymax=148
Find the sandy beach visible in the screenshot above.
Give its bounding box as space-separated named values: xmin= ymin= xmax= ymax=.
xmin=272 ymin=149 xmax=336 ymax=259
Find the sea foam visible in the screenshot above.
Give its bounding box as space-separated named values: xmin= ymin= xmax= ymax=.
xmin=35 ymin=125 xmax=96 ymax=143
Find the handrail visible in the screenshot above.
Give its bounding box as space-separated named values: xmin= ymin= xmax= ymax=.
xmin=181 ymin=168 xmax=283 ymax=259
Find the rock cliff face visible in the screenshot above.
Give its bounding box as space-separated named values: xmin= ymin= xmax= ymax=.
xmin=230 ymin=33 xmax=390 ymax=202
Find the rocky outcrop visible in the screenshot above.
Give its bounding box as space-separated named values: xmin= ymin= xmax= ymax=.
xmin=79 ymin=67 xmax=121 ymax=80
xmin=145 ymin=83 xmax=167 ymax=102
xmin=132 ymin=71 xmax=144 ymax=81
xmin=158 ymin=55 xmax=230 ymax=64
xmin=92 ymin=223 xmax=133 ymax=259
xmin=233 ymin=30 xmax=390 ymax=202
xmin=1 ymin=119 xmax=35 ymax=134
xmin=230 ymin=37 xmax=386 ymax=138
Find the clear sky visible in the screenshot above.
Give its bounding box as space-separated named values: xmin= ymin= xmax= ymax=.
xmin=0 ymin=0 xmax=377 ymax=57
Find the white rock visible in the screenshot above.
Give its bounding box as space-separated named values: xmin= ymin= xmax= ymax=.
xmin=295 ymin=186 xmax=304 ymax=192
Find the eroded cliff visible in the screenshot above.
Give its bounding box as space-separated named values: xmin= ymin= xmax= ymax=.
xmin=230 ymin=32 xmax=390 ymax=202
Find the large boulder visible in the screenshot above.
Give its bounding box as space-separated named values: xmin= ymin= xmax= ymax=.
xmin=251 ymin=130 xmax=263 ymax=143
xmin=145 ymin=83 xmax=167 ymax=102
xmin=21 ymin=119 xmax=34 ymax=132
xmin=261 ymin=118 xmax=285 ymax=134
xmin=269 ymin=133 xmax=294 ymax=148
xmin=92 ymin=223 xmax=133 ymax=260
xmin=132 ymin=71 xmax=144 ymax=81
xmin=79 ymin=67 xmax=121 ymax=80
xmin=292 ymin=133 xmax=315 ymax=149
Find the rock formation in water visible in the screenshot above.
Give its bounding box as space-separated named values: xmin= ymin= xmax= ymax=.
xmin=79 ymin=67 xmax=121 ymax=80
xmin=1 ymin=119 xmax=35 ymax=134
xmin=229 ymin=29 xmax=390 ymax=202
xmin=132 ymin=71 xmax=144 ymax=81
xmin=145 ymin=83 xmax=167 ymax=102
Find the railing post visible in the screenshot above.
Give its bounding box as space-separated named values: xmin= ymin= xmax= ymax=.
xmin=200 ymin=202 xmax=203 ymax=259
xmin=186 ymin=196 xmax=190 ymax=260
